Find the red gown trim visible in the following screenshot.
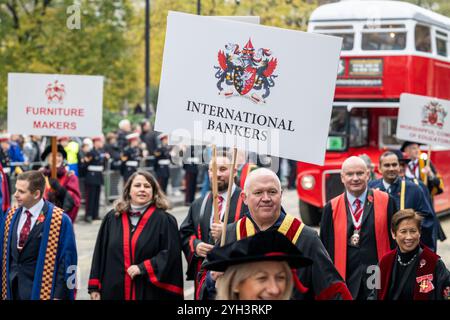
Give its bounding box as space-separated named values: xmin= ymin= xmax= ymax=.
xmin=331 ymin=190 xmax=390 ymax=280
xmin=121 ymin=205 xmax=156 ymax=300
xmin=143 ymin=260 xmax=183 ymax=295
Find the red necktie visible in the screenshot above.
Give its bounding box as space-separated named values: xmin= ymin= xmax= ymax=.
xmin=129 ymin=211 xmax=142 ymax=217
xmin=410 ymin=162 xmax=418 ymax=177
xmin=18 ymin=210 xmax=33 ymax=250
xmin=217 ymin=195 xmax=224 ymax=221
xmin=353 ymin=199 xmax=363 ymax=224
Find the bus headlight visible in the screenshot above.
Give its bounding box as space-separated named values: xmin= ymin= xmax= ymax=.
xmin=301 ymin=175 xmax=315 ymax=190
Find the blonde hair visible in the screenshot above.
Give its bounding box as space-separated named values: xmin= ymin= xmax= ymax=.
xmin=114 ymin=170 xmax=170 ymax=215
xmin=215 ymin=260 xmax=293 ymax=300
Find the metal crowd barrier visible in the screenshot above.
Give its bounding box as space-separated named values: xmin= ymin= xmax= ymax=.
xmin=102 ymin=156 xmax=157 ymax=205
xmin=103 ymin=160 xmax=122 ymax=204
xmin=3 ymin=156 xmax=207 ymax=207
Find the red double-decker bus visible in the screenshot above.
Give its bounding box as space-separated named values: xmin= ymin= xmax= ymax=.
xmin=297 ymin=0 xmax=450 ymax=225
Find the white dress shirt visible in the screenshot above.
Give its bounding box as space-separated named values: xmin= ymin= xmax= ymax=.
xmin=210 ymin=184 xmax=236 ymax=226
xmin=405 ymin=159 xmax=419 ymax=179
xmin=346 ymin=188 xmax=368 ymax=214
xmin=17 ymin=198 xmax=45 ymax=245
xmin=382 ymin=180 xmax=391 ymax=193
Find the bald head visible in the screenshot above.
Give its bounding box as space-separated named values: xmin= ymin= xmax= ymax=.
xmin=342 ymin=156 xmax=368 ymax=172
xmin=341 ymin=156 xmax=370 ymax=197
xmin=244 ymin=168 xmax=281 ymax=196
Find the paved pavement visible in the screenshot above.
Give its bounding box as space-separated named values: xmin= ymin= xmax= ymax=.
xmin=74 ymin=189 xmax=450 ymax=300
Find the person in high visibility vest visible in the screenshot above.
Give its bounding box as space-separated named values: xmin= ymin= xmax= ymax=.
xmin=58 ymin=136 xmax=80 ymax=177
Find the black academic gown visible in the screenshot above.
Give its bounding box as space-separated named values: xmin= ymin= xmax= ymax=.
xmin=369 ymin=177 xmax=437 ymax=251
xmin=377 ymin=246 xmax=450 ymax=300
xmin=217 ymin=212 xmax=350 ymax=300
xmin=179 ymin=187 xmax=247 ymax=299
xmin=320 ymin=191 xmax=397 ymax=300
xmin=88 ymin=206 xmax=184 ymax=300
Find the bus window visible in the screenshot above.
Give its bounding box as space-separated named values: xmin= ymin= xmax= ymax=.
xmin=415 ymin=24 xmax=431 ymax=53
xmin=379 ymin=117 xmax=401 ymax=148
xmin=328 ymin=33 xmax=354 ymax=50
xmin=327 ymin=108 xmax=348 ymax=151
xmin=436 ymin=30 xmax=448 ymax=57
xmin=314 ymin=26 xmax=354 ymax=51
xmin=362 ymin=32 xmax=407 ymax=50
xmin=349 ymin=113 xmax=369 ymax=147
xmin=329 ymin=108 xmax=347 ymax=134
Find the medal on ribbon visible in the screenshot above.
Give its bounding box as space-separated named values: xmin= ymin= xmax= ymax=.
xmin=349 ymin=198 xmax=364 ymax=247
xmin=350 ymin=230 xmax=360 ymax=247
xmin=416 ymin=274 xmax=434 ymax=293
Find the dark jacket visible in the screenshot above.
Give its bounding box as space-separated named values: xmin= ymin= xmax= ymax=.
xmin=369 ymin=177 xmax=436 ymax=251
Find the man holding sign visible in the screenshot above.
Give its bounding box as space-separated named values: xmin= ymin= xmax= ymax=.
xmin=396 ymin=93 xmax=449 ymax=242
xmin=401 ymin=141 xmax=444 ymax=198
xmin=212 ymin=168 xmax=351 ymax=300
xmin=155 ymin=12 xmax=341 ymax=165
xmin=180 ymin=152 xmax=248 ymax=300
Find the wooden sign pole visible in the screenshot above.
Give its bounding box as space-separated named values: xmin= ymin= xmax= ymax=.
xmin=211 ymin=145 xmax=219 ymax=223
xmin=220 ymin=147 xmax=237 ymax=246
xmin=51 ymin=136 xmax=57 ymax=179
xmin=424 ymin=145 xmax=432 ymax=186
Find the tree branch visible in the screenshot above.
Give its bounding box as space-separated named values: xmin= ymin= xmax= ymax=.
xmin=5 ymin=1 xmax=20 ymax=29
xmin=18 ymin=0 xmax=32 ymax=16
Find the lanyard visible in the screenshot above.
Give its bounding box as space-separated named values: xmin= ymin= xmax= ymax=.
xmin=348 ymin=199 xmax=364 ymax=230
xmin=400 ymin=179 xmax=406 ymax=210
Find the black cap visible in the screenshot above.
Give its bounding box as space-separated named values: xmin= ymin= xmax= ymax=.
xmin=400 ymin=141 xmax=422 ymax=152
xmin=390 ymin=149 xmax=411 ymax=164
xmin=41 ymin=144 xmax=67 ymax=161
xmin=204 ymin=230 xmax=312 ymax=272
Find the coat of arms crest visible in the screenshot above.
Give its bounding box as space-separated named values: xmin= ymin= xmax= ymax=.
xmin=45 ymin=80 xmax=66 ymax=104
xmin=421 ymin=100 xmax=447 ymax=129
xmin=214 ymin=38 xmax=278 ymax=104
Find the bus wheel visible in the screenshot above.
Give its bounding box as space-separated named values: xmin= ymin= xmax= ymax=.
xmin=299 ymin=200 xmax=321 ymax=226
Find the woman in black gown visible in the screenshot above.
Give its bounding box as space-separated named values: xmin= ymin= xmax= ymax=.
xmin=377 ymin=209 xmax=450 ymax=300
xmin=88 ymin=170 xmax=184 ymax=300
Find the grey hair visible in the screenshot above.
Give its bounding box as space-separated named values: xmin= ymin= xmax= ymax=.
xmin=118 ymin=119 xmax=131 ymax=130
xmin=243 ymin=168 xmax=281 ymax=195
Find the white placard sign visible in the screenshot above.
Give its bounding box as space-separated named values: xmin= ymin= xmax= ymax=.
xmin=155 ymin=12 xmax=342 ymax=165
xmin=8 ymin=73 xmax=104 ymax=137
xmin=396 ymin=93 xmax=450 ymax=147
xmin=214 ymin=16 xmax=260 ymax=24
